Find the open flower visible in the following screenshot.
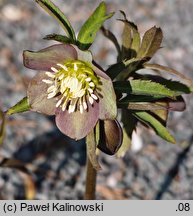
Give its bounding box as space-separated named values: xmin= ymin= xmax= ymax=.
xmin=23 ymin=44 xmax=118 ymax=140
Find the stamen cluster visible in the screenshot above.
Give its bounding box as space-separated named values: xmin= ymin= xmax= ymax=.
xmin=42 ymin=60 xmax=99 ymax=113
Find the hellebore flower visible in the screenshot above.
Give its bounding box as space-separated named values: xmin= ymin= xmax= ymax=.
xmin=23 ymin=44 xmax=118 ymax=140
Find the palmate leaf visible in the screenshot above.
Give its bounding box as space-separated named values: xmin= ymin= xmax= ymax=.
xmin=106 ymin=61 xmax=127 ymax=80
xmin=117 ymin=94 xmax=166 ymax=102
xmin=149 ymin=102 xmax=168 ymax=126
xmin=43 ymin=34 xmax=73 ymax=44
xmin=137 ymin=26 xmax=163 ymax=59
xmin=121 ymin=19 xmax=132 ymax=58
xmin=77 ymin=2 xmax=114 ymax=50
xmin=134 ymin=73 xmax=191 ymax=95
xmin=133 ymin=111 xmax=176 ymax=143
xmin=6 ymin=97 xmax=30 ymax=115
xmin=116 ymin=110 xmax=137 ymax=157
xmin=130 ymin=25 xmax=141 ymax=57
xmin=119 ymin=11 xmax=141 ymax=60
xmin=118 ymin=96 xmax=186 ymax=112
xmin=118 ymin=101 xmax=167 ymax=110
xmin=114 ymin=80 xmax=176 ymax=98
xmin=35 ymin=0 xmax=76 ymax=41
xmin=116 ymin=128 xmax=131 ymax=158
xmin=106 ymin=58 xmax=145 ymax=80
xmin=101 ymin=26 xmax=121 ymax=56
xmin=148 ymin=97 xmax=186 ymax=127
xmin=144 ymin=63 xmax=193 ymax=90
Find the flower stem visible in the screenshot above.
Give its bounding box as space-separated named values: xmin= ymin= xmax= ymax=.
xmin=84 ymin=156 xmax=97 ymax=200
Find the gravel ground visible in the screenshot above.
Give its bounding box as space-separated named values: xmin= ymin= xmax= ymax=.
xmin=0 ymin=0 xmax=193 ymax=199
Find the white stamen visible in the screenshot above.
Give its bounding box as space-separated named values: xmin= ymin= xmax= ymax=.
xmin=62 ymin=104 xmax=66 ymax=111
xmin=76 ymin=89 xmax=85 ymax=98
xmin=70 ymin=104 xmax=76 ymax=113
xmin=83 ymin=102 xmax=87 ymax=110
xmin=45 ymin=60 xmax=99 ymax=114
xmin=88 ymin=88 xmax=93 ymax=94
xmin=57 ymin=63 xmax=68 ymax=71
xmin=47 ymin=85 xmax=57 ymax=93
xmin=56 ymin=98 xmax=63 ymax=107
xmin=68 ymin=105 xmax=72 ymax=113
xmin=59 ymin=73 xmax=64 ymax=80
xmin=89 ymin=82 xmax=95 ymax=87
xmin=89 ymin=96 xmax=94 ymax=105
xmin=85 ymin=77 xmax=91 ymax=82
xmin=68 ymin=104 xmax=74 ymax=113
xmin=91 ymin=93 xmax=98 ymax=100
xmin=82 ymin=96 xmax=88 ymax=110
xmin=80 ymin=104 xmax=83 ymax=114
xmin=62 ymin=96 xmax=69 ymax=111
xmin=74 ymin=63 xmax=78 ymax=71
xmin=51 ymin=67 xmax=58 ymax=73
xmin=45 ymin=72 xmax=55 ymax=78
xmin=60 ymin=84 xmax=66 ymax=94
xmin=42 ymin=79 xmax=53 ymax=84
xmin=62 ymin=76 xmax=70 ymax=86
xmin=47 ymin=92 xmax=56 ymax=99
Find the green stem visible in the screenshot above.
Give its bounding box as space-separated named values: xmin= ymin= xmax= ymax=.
xmin=84 ymin=155 xmax=97 ymax=200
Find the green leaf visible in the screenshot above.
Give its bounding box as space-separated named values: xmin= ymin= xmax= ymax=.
xmin=119 ymin=11 xmax=141 ymax=59
xmin=101 ymin=26 xmax=121 ymax=56
xmin=117 ymin=110 xmax=137 ymax=157
xmin=6 ymin=97 xmax=30 ymax=115
xmin=86 ymin=129 xmax=101 ymax=170
xmin=137 ymin=26 xmax=163 ymax=58
xmin=116 ymin=128 xmax=131 ymax=158
xmin=106 ymin=62 xmax=126 ymax=80
xmin=43 ymin=34 xmax=73 ymax=44
xmin=106 ymin=58 xmax=145 ymax=80
xmin=133 ymin=111 xmax=176 ymax=143
xmin=117 ymin=57 xmax=147 ymax=80
xmin=130 ymin=26 xmax=141 ymax=57
xmin=149 ymin=102 xmax=168 ymax=126
xmin=118 ymin=94 xmax=165 ymax=102
xmin=35 ymin=0 xmax=76 ymax=41
xmin=144 ymin=63 xmax=193 ymax=90
xmin=0 ymin=110 xmax=6 ymax=145
xmin=114 ymin=80 xmax=176 ymax=98
xmin=118 ymin=101 xmax=167 ymax=110
xmin=137 ymin=73 xmax=191 ymax=95
xmin=77 ymin=2 xmax=114 ymax=50
xmin=121 ymin=19 xmax=132 ymax=59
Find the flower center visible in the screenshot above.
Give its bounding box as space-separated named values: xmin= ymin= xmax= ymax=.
xmin=42 ymin=60 xmax=99 ymax=113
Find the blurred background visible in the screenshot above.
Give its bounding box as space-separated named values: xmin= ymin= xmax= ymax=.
xmin=0 ymin=0 xmax=193 ymax=199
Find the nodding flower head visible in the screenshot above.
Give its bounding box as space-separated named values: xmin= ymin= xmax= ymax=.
xmin=23 ymin=44 xmax=117 ymax=139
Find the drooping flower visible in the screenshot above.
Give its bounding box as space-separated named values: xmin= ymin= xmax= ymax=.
xmin=23 ymin=43 xmax=118 ymax=140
